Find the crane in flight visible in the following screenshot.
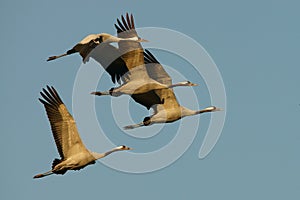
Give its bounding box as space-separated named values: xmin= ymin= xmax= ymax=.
xmin=47 ymin=33 xmax=146 ymax=62
xmin=91 ymin=13 xmax=197 ymax=97
xmin=33 ymin=86 xmax=132 ymax=179
xmin=123 ymin=50 xmax=222 ymax=129
xmin=47 ymin=31 xmax=147 ymax=84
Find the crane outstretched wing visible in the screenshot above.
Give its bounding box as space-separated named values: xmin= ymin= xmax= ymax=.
xmin=127 ymin=50 xmax=180 ymax=111
xmin=39 ymin=86 xmax=88 ymax=159
xmin=143 ymin=50 xmax=180 ymax=112
xmin=114 ymin=14 xmax=161 ymax=109
xmin=88 ymin=44 xmax=129 ymax=84
xmin=131 ymin=90 xmax=163 ymax=110
xmin=144 ymin=49 xmax=172 ymax=85
xmin=78 ymin=34 xmax=129 ymax=84
xmin=115 ymin=13 xmax=146 ymax=80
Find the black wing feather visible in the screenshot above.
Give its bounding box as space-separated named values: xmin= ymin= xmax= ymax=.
xmin=131 ymin=91 xmax=163 ymax=110
xmin=144 ymin=49 xmax=159 ymax=63
xmin=117 ymin=18 xmax=126 ymax=32
xmin=126 ymin=13 xmax=132 ymax=28
xmin=121 ymin=15 xmax=129 ymax=30
xmin=114 ymin=24 xmax=122 ymax=33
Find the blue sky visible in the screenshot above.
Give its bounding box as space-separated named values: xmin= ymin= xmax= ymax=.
xmin=1 ymin=0 xmax=300 ymax=199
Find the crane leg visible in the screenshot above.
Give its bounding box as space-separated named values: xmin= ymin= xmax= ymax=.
xmin=33 ymin=170 xmax=54 ymax=179
xmin=90 ymin=91 xmax=110 ymax=96
xmin=123 ymin=122 xmax=145 ymax=130
xmin=91 ymin=88 xmax=122 ymax=97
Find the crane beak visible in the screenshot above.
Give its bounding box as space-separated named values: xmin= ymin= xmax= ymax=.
xmin=137 ymin=38 xmax=149 ymax=42
xmin=214 ymin=107 xmax=223 ymax=111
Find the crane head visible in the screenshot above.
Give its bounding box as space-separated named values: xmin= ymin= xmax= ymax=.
xmin=179 ymin=81 xmax=198 ymax=86
xmin=116 ymin=145 xmax=133 ymax=150
xmin=203 ymin=106 xmax=222 ymax=112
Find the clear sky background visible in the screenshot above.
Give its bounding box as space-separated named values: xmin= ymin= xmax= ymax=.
xmin=1 ymin=0 xmax=299 ymax=199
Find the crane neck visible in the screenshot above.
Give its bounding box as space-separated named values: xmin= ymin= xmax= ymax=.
xmin=181 ymin=107 xmax=199 ymax=117
xmin=104 ymin=36 xmax=139 ymax=43
xmin=168 ymin=82 xmax=185 ymax=88
xmin=91 ymin=148 xmax=122 ymax=160
xmin=181 ymin=106 xmax=219 ymax=117
xmin=168 ymin=81 xmax=193 ymax=88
